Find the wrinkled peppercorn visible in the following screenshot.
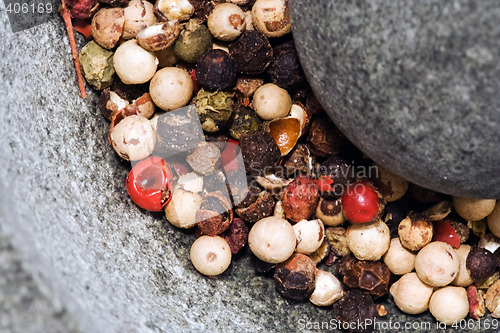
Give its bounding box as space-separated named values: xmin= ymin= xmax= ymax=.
xmin=236 ymin=190 xmax=275 ymax=223
xmin=223 ymin=218 xmax=249 ymax=254
xmin=283 ymin=144 xmax=312 ymax=176
xmin=229 ymin=105 xmax=262 ymax=140
xmin=195 ymin=89 xmax=235 ymax=133
xmin=196 ymin=49 xmax=237 ymax=90
xmin=332 ymin=290 xmax=376 ymax=333
xmin=239 ymin=131 xmax=281 ymax=176
xmin=196 ymin=192 xmax=234 ymax=236
xmin=229 ymin=31 xmax=273 ymax=74
xmin=337 ymin=256 xmax=391 ymax=298
xmin=266 ymin=41 xmax=304 ymax=89
xmin=281 ymin=176 xmax=319 ymax=223
xmin=189 ymin=0 xmax=222 ymax=21
xmin=325 ymin=226 xmax=350 ymax=264
xmin=307 ymin=117 xmax=345 ymax=156
xmin=466 ymin=246 xmax=496 ymax=282
xmin=273 ymin=253 xmax=316 ymax=301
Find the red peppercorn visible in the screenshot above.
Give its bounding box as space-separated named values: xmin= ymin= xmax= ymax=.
xmin=341 ymin=181 xmax=385 ymax=224
xmin=126 ymin=156 xmax=174 ymax=212
xmin=432 ymin=220 xmax=461 ymax=248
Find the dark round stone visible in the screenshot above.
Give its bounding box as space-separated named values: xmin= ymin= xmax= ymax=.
xmin=290 ymin=0 xmax=500 ymax=198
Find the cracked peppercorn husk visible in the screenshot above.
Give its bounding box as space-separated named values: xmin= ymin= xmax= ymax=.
xmin=266 ymin=41 xmax=304 ymax=89
xmin=79 ymin=41 xmax=115 ymax=90
xmin=196 ymin=192 xmax=234 ymax=236
xmin=273 ymin=253 xmax=316 ymax=301
xmin=332 ymin=290 xmax=377 ymax=333
xmin=307 ymin=117 xmax=345 ymax=156
xmin=236 ymin=190 xmax=275 ymax=223
xmin=196 ymin=49 xmax=237 ymax=90
xmin=337 ymin=256 xmax=391 ymax=298
xmin=195 ymin=89 xmax=235 ymax=132
xmin=229 ymin=105 xmax=262 ymax=140
xmin=239 ymin=131 xmax=281 ymax=176
xmin=228 ymin=31 xmax=273 ymax=74
xmin=223 ymin=217 xmax=249 ymax=254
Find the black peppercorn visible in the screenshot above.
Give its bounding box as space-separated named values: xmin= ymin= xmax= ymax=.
xmin=228 ymin=31 xmax=273 ymax=74
xmin=266 ymin=41 xmax=304 ymax=89
xmin=466 ymin=246 xmax=496 ymax=282
xmin=239 ymin=131 xmax=281 ymax=176
xmin=332 ymin=290 xmax=376 ymax=333
xmin=273 ymin=253 xmax=316 ymax=301
xmin=317 ymin=155 xmax=355 ymax=197
xmin=196 ymin=49 xmax=237 ymax=90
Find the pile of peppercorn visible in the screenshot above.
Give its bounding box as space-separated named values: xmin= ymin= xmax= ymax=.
xmin=64 ymin=0 xmax=500 ymax=331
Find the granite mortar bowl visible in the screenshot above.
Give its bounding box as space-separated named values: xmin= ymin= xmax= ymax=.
xmin=0 ymin=8 xmax=497 ymax=333
xmin=290 ymin=0 xmax=500 ymax=199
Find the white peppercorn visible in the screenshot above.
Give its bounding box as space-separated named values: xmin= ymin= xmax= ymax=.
xmin=383 ymin=238 xmax=416 ymax=275
xmin=149 ymin=67 xmax=194 ymax=111
xmin=165 ymin=188 xmax=202 ymax=228
xmin=293 ymin=219 xmax=325 ymax=255
xmin=248 ymin=216 xmax=296 ymax=263
xmin=346 ymin=220 xmax=390 ymax=261
xmin=113 ymin=40 xmax=159 ymax=85
xmin=414 ymin=242 xmax=460 ymax=287
xmin=429 ymin=286 xmax=469 ymax=324
xmin=487 ymin=201 xmax=500 ymax=238
xmin=309 ymin=270 xmax=344 ymax=306
xmin=207 ymin=3 xmax=246 ymax=42
xmin=190 ymin=235 xmax=231 ymax=276
xmin=109 ymin=115 xmax=156 ymax=161
xmin=453 ymin=196 xmax=496 ymax=221
xmin=123 ymin=0 xmax=156 ymax=40
xmin=452 ymin=244 xmax=474 ymax=287
xmin=252 ymin=83 xmax=291 ymax=120
xmin=389 ymin=272 xmax=434 ymax=314
xmin=252 ymin=0 xmax=291 ymax=37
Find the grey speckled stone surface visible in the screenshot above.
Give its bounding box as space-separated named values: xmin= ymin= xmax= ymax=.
xmin=0 ymin=4 xmax=497 ymax=333
xmin=291 ymin=0 xmax=500 ymax=198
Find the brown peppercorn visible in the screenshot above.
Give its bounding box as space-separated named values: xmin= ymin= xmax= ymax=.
xmin=273 ymin=253 xmax=316 ymax=301
xmin=196 ymin=49 xmax=237 ymax=90
xmin=466 ymin=246 xmax=496 ymax=283
xmin=398 ymin=212 xmax=434 ymax=251
xmin=307 ymin=117 xmax=345 ymax=156
xmin=316 ymin=197 xmax=345 ymax=227
xmin=239 ymin=131 xmax=281 ymax=176
xmin=236 ymin=190 xmax=275 ymax=223
xmin=485 ymin=279 xmax=500 ymax=318
xmin=223 ymin=218 xmax=249 ymax=254
xmin=332 ymin=290 xmax=376 ymax=333
xmin=283 ymin=144 xmax=313 ymax=176
xmin=229 ymin=105 xmax=262 ymax=140
xmin=281 ymin=176 xmax=319 ymax=223
xmin=196 ymin=192 xmax=233 ymax=236
xmin=228 ymin=31 xmax=273 ymax=74
xmin=266 ymin=41 xmax=304 ymax=89
xmin=337 ymin=256 xmax=391 ymax=298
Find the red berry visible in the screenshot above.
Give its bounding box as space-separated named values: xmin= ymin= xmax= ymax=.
xmin=341 ymin=181 xmax=384 ymax=224
xmin=126 ymin=156 xmax=174 ymax=212
xmin=432 ymin=220 xmax=461 ymax=248
xmin=221 ymin=139 xmax=240 ymax=173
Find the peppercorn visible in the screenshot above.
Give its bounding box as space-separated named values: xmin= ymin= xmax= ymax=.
xmin=466 ymin=246 xmax=496 ymax=283
xmin=234 ymin=76 xmax=265 ymax=106
xmin=252 ymin=83 xmax=291 ymax=120
xmin=432 ymin=218 xmax=469 ymax=248
xmin=190 ymin=235 xmax=231 ymax=276
xmin=173 ymin=19 xmax=213 ymax=63
xmin=190 ymin=0 xmax=222 ymax=21
xmin=307 ymin=117 xmax=345 ymax=156
xmin=266 ymin=41 xmax=304 ymax=89
xmin=265 ymin=117 xmax=301 ymax=156
xmin=273 ymin=253 xmax=316 ymax=301
xmin=236 ymin=190 xmax=275 ymax=223
xmin=309 ymin=270 xmax=344 ymax=307
xmin=248 ymin=216 xmax=296 ymax=263
xmin=229 ymin=105 xmax=261 ymax=140
xmin=346 ymin=220 xmax=391 ymax=261
xmin=223 ymin=218 xmax=249 ymax=254
xmin=390 ymin=272 xmax=434 ymax=314
xmin=332 ymin=290 xmax=376 ymax=333
xmin=383 ymin=238 xmax=416 ymax=276
xmin=309 ymin=239 xmax=330 ymax=264
xmin=429 ymin=286 xmax=469 ymax=324
xmin=453 ymin=244 xmax=474 ymax=287
xmin=239 ymin=131 xmax=281 ymax=176
xmin=114 ymin=39 xmax=158 ymax=85
xmin=137 ymin=21 xmax=182 ymax=52
xmin=91 ymin=8 xmax=125 ymax=50
xmin=467 ymin=285 xmax=486 ymax=319
xmin=422 ymin=200 xmax=452 ymax=221
xmin=487 ymin=201 xmax=500 ymax=238
xmin=154 ymin=106 xmax=205 ymax=157
xmin=337 ymin=256 xmax=391 ymax=298
xmin=384 ymin=200 xmax=411 ymax=238
xmin=485 ymin=279 xmax=500 ymax=318
xmin=186 ymin=142 xmax=221 ymax=176
xmin=252 ymin=0 xmax=291 ymax=38
xmin=123 ymin=0 xmax=156 ymax=40
xmin=207 ymin=3 xmax=246 ymax=42
xmin=79 ymin=41 xmax=115 ymax=90
xmin=165 ymin=188 xmax=202 ymax=228
xmin=453 ymin=197 xmax=496 ymax=221
xmin=228 ymin=31 xmax=273 ymax=74
xmin=293 ymin=219 xmax=325 ymax=255
xmin=281 ymin=176 xmax=320 ymax=223
xmin=398 ymin=212 xmax=433 ymax=251
xmin=196 ymin=49 xmax=237 ymax=90
xmin=109 ymin=115 xmax=156 ymax=161
xmin=414 ymin=241 xmax=460 ymax=287
xmin=325 ymin=226 xmax=351 ymax=262
xmin=316 ymin=155 xmax=355 ymax=197
xmin=316 ymin=197 xmax=345 ymax=227
xmin=370 ymin=164 xmax=408 ymax=203
xmin=195 ymin=89 xmax=235 ymax=133
xmin=283 ymin=144 xmax=312 ymax=176
xmin=341 ymin=181 xmax=385 ymax=224
xmin=155 ymin=0 xmax=194 ymax=21
xmin=196 ymin=192 xmax=233 ymax=236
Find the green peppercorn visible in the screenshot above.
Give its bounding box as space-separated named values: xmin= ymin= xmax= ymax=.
xmin=195 ymin=89 xmax=235 ymax=132
xmin=79 ymin=41 xmax=115 ymax=90
xmin=229 ymin=105 xmax=261 ymax=140
xmin=174 ymin=19 xmax=213 ymax=63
